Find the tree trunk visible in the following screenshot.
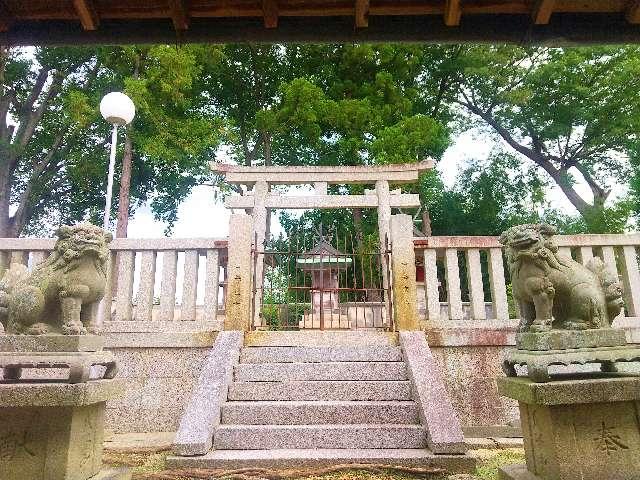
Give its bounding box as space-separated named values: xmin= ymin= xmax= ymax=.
xmin=116 ymin=130 xmax=133 ymax=238
xmin=421 ymin=208 xmax=432 ymax=236
xmin=263 ymin=131 xmax=272 ymax=166
xmin=0 ymin=162 xmax=14 ymax=237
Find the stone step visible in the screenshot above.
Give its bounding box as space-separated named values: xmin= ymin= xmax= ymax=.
xmin=234 ymin=362 xmax=407 ymax=382
xmin=240 ymin=346 xmax=403 ymax=363
xmin=221 ymin=400 xmax=420 ymax=425
xmin=213 ymin=424 xmax=427 ymax=450
xmin=245 ymin=331 xmax=398 ymax=347
xmin=166 ymin=448 xmax=476 ymax=472
xmin=227 ymin=380 xmax=414 ymax=401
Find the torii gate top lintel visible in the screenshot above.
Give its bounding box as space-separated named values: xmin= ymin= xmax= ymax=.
xmin=210 ymin=160 xmax=434 ymax=186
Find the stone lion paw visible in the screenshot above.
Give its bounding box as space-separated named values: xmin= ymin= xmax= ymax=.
xmin=62 ymin=322 xmax=87 ymax=335
xmin=26 ymin=322 xmax=51 ymax=335
xmin=564 ymin=321 xmax=589 ymax=331
xmin=530 ymin=322 xmax=552 ymax=333
xmin=86 ymin=325 xmax=101 ymax=335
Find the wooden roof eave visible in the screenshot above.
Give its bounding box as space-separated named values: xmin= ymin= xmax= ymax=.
xmin=3 ymin=0 xmax=640 ymax=46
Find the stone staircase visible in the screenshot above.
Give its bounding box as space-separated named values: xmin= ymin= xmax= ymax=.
xmin=169 ymin=332 xmax=474 ymax=472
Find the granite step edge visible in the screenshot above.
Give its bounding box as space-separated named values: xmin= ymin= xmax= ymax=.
xmin=166 ymin=448 xmax=475 ymax=473
xmin=220 ymin=400 xmax=420 ymax=425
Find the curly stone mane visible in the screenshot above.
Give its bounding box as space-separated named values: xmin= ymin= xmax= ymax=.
xmin=39 ymin=223 xmax=111 ymax=276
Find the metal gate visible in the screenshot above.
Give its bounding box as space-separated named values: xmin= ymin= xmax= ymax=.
xmin=251 ymin=230 xmax=393 ymax=330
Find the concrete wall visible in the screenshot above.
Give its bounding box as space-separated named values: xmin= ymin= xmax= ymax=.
xmin=103 ymin=330 xmax=216 ymax=434
xmin=425 ymin=322 xmax=520 ymax=436
xmin=101 ymin=322 xmax=522 ymax=436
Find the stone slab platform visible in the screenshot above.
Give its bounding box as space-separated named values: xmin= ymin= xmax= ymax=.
xmin=0 ymin=379 xmax=126 ymax=407
xmin=516 ymin=328 xmax=627 ymax=351
xmin=166 ymin=448 xmax=475 ymax=473
xmin=497 ymin=375 xmax=640 ymax=405
xmin=245 ymin=331 xmax=398 ymax=347
xmin=90 ymin=468 xmax=132 ymax=480
xmin=0 ymin=334 xmax=104 ymax=352
xmin=499 ymin=464 xmax=542 ymax=480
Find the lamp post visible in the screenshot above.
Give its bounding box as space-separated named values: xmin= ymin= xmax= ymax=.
xmin=99 ymin=92 xmax=135 ymax=231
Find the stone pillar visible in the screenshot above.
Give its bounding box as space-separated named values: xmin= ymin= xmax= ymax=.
xmin=375 ymin=180 xmax=391 ymax=249
xmin=376 ymin=180 xmax=392 ymax=326
xmin=225 ymin=213 xmax=254 ymax=331
xmin=251 ymin=181 xmax=269 ymax=328
xmin=498 ymin=376 xmax=640 ymax=480
xmin=390 ymin=214 xmax=419 ymax=331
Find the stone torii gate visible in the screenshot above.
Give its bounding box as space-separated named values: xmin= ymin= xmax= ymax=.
xmin=212 ymin=161 xmax=433 ymax=328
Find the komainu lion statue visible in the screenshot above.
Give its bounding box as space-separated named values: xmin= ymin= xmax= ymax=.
xmin=0 ymin=223 xmax=112 ymax=335
xmin=500 ymin=223 xmax=624 ymax=333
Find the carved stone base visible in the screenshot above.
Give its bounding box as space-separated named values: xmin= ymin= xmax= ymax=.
xmin=503 ymin=343 xmax=640 ymax=383
xmin=0 ymin=379 xmax=125 ymax=480
xmin=0 ymin=335 xmax=117 ymax=384
xmin=497 ymin=376 xmax=640 ymax=480
xmin=516 ymin=328 xmax=627 ymax=351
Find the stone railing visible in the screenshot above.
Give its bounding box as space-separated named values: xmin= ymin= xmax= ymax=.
xmin=0 ymin=238 xmax=228 ymax=330
xmin=3 ymin=233 xmax=640 ymax=332
xmin=414 ymin=234 xmax=640 ymax=326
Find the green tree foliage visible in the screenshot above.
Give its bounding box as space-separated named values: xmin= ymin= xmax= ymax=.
xmin=202 ymin=44 xmax=451 ymax=168
xmin=0 ymin=45 xmax=220 ymax=237
xmin=438 ymin=45 xmax=640 ymax=233
xmin=421 ymin=152 xmax=546 ymax=236
xmin=203 ymin=44 xmax=452 ymax=248
xmin=3 ymin=43 xmax=639 ymax=238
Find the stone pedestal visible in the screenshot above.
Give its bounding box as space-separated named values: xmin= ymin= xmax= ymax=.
xmin=502 ymin=329 xmax=640 ymax=382
xmin=0 ymin=380 xmax=129 ymax=480
xmin=497 ymin=375 xmax=640 ymax=480
xmin=0 ymin=335 xmax=129 ymax=480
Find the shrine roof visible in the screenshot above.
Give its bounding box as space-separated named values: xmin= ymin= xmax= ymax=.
xmin=3 ymin=1 xmax=640 ymax=45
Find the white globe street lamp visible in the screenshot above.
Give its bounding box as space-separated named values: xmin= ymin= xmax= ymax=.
xmin=100 ymin=92 xmax=136 ymax=231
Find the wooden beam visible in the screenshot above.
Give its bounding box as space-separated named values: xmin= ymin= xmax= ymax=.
xmin=169 ymin=0 xmax=190 ymax=30
xmin=444 ymin=0 xmax=461 ymax=26
xmin=72 ymin=0 xmax=100 ymax=31
xmin=262 ymin=0 xmax=278 ymax=28
xmin=532 ymin=0 xmax=555 ymax=25
xmin=355 ymin=0 xmax=370 ymax=28
xmin=627 ymin=0 xmax=640 ymax=23
xmin=0 ymin=0 xmax=10 ymax=32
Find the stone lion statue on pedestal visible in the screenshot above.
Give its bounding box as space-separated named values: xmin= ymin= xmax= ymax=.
xmin=500 ymin=223 xmax=624 ymax=333
xmin=0 ymin=223 xmax=112 ymax=335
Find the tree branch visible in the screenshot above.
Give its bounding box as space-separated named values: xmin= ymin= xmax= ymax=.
xmin=16 ymin=73 xmax=64 ymax=153
xmin=457 ymin=98 xmax=593 ymax=215
xmin=10 ymin=127 xmax=67 ymax=227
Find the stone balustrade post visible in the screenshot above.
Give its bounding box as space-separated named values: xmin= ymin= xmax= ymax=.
xmin=390 ymin=214 xmax=419 ymax=331
xmin=224 ymin=213 xmax=254 ymax=331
